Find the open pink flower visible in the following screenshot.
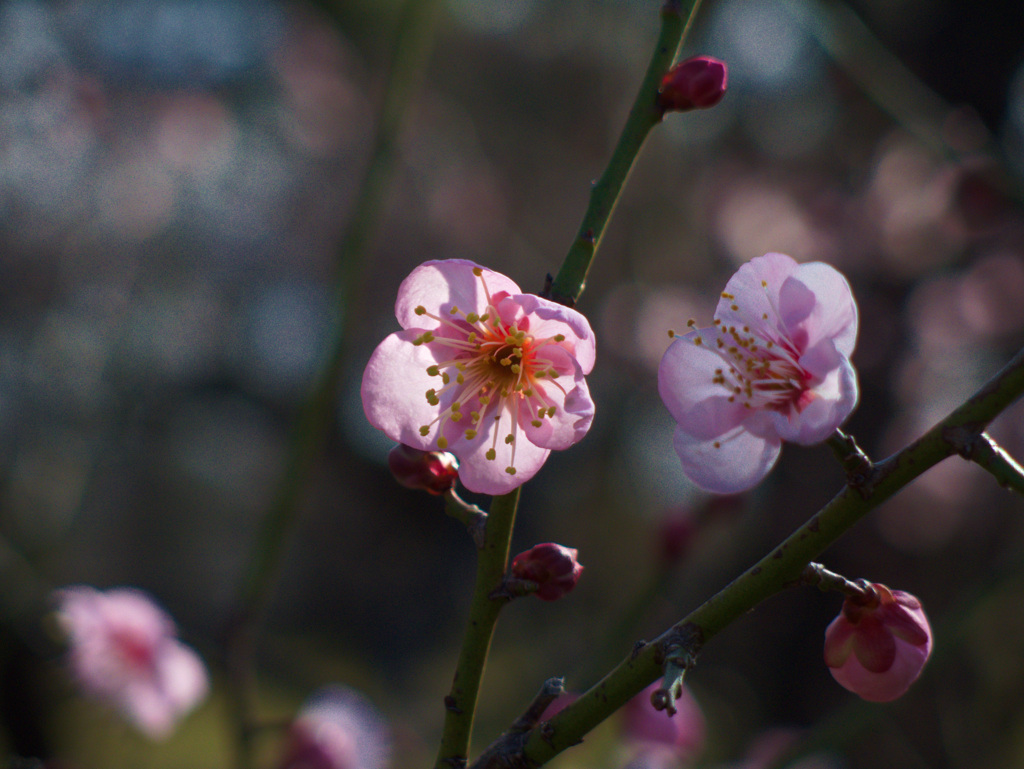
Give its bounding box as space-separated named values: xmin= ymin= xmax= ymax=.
xmin=658 ymin=253 xmax=858 ymax=493
xmin=54 ymin=586 xmax=208 ymax=739
xmin=362 ymin=259 xmax=596 ymax=495
xmin=824 ymin=583 xmax=932 ymax=702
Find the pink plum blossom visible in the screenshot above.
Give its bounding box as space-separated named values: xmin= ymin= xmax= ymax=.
xmin=658 ymin=253 xmax=858 ymax=493
xmin=54 ymin=585 xmax=209 ymax=739
xmin=824 ymin=583 xmax=932 ymax=702
xmin=278 ymin=686 xmax=390 ymax=769
xmin=362 ymin=259 xmax=596 ymax=495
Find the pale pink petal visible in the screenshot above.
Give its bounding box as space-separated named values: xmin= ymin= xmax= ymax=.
xmin=394 ymin=260 xmax=521 ymax=329
xmin=457 ymin=431 xmax=551 ymax=495
xmin=513 ymin=293 xmax=597 ymax=374
xmin=671 ymin=421 xmax=781 ymax=494
xmin=520 ymin=363 xmax=594 ymax=450
xmin=658 ymin=331 xmax=749 ymax=440
xmin=157 ymin=641 xmax=210 ymax=716
xmin=714 ymin=252 xmax=799 ymax=329
xmin=829 ymin=638 xmax=930 ymax=702
xmin=789 ymin=262 xmax=858 ymax=357
xmin=770 ymin=360 xmax=857 ymax=444
xmin=361 ymin=330 xmax=448 ymax=449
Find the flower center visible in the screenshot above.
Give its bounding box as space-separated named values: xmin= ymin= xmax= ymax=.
xmin=410 ymin=268 xmax=566 ymax=477
xmin=688 ymin=289 xmax=814 ymax=414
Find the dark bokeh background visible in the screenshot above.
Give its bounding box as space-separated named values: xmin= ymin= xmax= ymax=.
xmin=3 ymin=0 xmax=1024 ymax=767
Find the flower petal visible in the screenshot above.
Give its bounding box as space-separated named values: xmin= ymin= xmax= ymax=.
xmin=714 ymin=252 xmax=799 ymax=331
xmin=361 ymin=330 xmax=449 ymax=449
xmin=658 ymin=331 xmax=749 ymax=440
xmin=671 ymin=421 xmax=781 ymax=494
xmin=513 ymin=293 xmax=597 ymax=374
xmin=394 ymin=260 xmax=522 ymax=330
xmin=770 ymin=357 xmax=857 ymax=444
xmin=457 ymin=430 xmax=551 ymax=495
xmin=788 ymin=261 xmax=858 ymax=357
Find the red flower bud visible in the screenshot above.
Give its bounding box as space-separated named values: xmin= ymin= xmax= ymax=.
xmin=386 ymin=444 xmax=459 ymax=495
xmin=510 ymin=543 xmax=583 ymax=601
xmin=823 ymin=583 xmax=932 ymax=702
xmin=658 ymin=56 xmax=728 ymax=112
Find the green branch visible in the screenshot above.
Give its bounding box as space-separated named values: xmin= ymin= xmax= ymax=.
xmin=434 ymin=489 xmax=521 ymax=769
xmin=471 ymin=345 xmax=1024 ymax=767
xmin=547 ymin=0 xmax=702 ymax=306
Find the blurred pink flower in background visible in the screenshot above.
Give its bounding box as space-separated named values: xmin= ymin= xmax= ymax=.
xmin=54 ymin=586 xmax=208 ymax=739
xmin=620 ymin=681 xmax=706 ymax=768
xmin=824 ymin=583 xmax=932 ymax=702
xmin=278 ymin=685 xmax=390 ymax=769
xmin=658 ymin=253 xmax=858 ymax=493
xmin=362 ymin=260 xmax=596 ymax=495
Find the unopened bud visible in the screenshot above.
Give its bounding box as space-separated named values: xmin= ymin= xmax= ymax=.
xmin=658 ymin=56 xmax=728 ymax=112
xmin=510 ymin=543 xmax=583 ymax=601
xmin=823 ymin=583 xmax=932 ymax=702
xmin=387 ymin=444 xmax=459 ymax=495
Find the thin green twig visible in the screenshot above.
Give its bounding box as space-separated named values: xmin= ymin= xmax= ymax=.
xmin=434 ymin=489 xmax=521 ymax=769
xmin=547 ymin=0 xmax=703 ymax=306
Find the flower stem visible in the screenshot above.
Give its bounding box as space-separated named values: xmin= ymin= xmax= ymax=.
xmin=475 ymin=343 xmax=1024 ymax=767
xmin=222 ymin=2 xmax=443 ymax=767
xmin=547 ymin=0 xmax=703 ymax=306
xmin=434 ymin=488 xmax=521 ymax=769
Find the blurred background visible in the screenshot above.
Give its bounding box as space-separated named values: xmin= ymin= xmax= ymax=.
xmin=3 ymin=0 xmax=1024 ymax=767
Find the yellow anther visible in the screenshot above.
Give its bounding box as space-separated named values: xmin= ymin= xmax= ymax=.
xmin=441 ymin=372 xmax=450 ymax=384
xmin=668 ymin=330 xmax=676 ymax=338
xmin=426 ymin=365 xmax=440 ymax=376
xmin=505 ymin=467 xmax=516 ymax=475
xmin=449 ymin=305 xmax=459 ymax=314
xmin=721 ymin=292 xmax=734 ymax=299
xmin=694 ymin=337 xmax=703 ymax=346
xmin=486 ymin=448 xmax=496 ymax=460
xmin=531 ymin=419 xmax=543 ymax=427
xmin=504 ymin=434 xmax=514 ymax=444
xmin=465 ymin=429 xmax=477 ymax=439
xmin=473 ymin=267 xmax=483 ymax=276
xmin=419 ymin=425 xmax=430 ymax=436
xmin=456 ymin=373 xmax=465 ymax=383
xmin=731 ymin=304 xmax=739 ymax=311
xmin=553 ymin=334 xmax=565 ymax=342
xmin=437 ymin=435 xmax=448 ymax=448
xmin=511 ymin=364 xmax=521 ymax=374
xmin=414 ymin=305 xmax=427 ymax=315
xmin=546 ymin=406 xmax=556 ymax=418
xmin=466 ymin=313 xmax=479 ymax=323
xmin=761 ymin=280 xmax=767 ymax=287
xmin=687 ymin=319 xmax=697 ymax=328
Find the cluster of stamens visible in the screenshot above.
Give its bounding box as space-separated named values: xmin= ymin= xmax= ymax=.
xmin=410 ymin=268 xmax=567 ymax=476
xmin=675 ymin=281 xmax=812 ymax=442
